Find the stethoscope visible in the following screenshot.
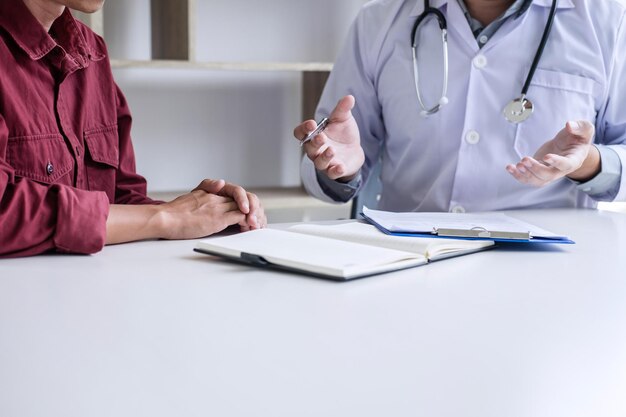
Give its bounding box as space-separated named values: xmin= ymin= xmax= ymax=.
xmin=411 ymin=0 xmax=559 ymax=123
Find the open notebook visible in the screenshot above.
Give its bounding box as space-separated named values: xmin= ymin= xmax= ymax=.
xmin=194 ymin=222 xmax=494 ymax=281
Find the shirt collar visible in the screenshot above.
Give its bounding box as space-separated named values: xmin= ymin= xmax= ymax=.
xmin=409 ymin=0 xmax=574 ymax=17
xmin=0 ymin=1 xmax=102 ymax=62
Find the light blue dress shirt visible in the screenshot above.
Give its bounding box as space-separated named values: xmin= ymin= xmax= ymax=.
xmin=302 ymin=0 xmax=626 ymax=212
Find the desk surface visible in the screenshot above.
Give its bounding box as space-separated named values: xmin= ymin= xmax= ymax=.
xmin=1 ymin=209 xmax=625 ymax=417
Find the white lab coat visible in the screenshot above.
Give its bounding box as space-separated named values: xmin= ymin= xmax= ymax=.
xmin=301 ymin=0 xmax=626 ymax=212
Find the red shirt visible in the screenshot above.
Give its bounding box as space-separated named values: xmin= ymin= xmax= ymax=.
xmin=0 ymin=2 xmax=155 ymax=257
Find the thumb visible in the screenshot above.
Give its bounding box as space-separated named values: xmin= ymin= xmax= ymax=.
xmin=330 ymin=95 xmax=355 ymax=123
xmin=566 ymin=120 xmax=595 ymax=142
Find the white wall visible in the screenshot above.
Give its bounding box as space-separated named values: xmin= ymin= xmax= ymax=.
xmin=103 ymin=0 xmax=365 ymax=192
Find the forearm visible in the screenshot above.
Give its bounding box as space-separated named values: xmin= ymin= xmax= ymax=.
xmin=105 ymin=204 xmax=163 ymax=245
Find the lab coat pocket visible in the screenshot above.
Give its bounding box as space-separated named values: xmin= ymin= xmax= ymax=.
xmin=84 ymin=124 xmax=119 ymax=201
xmin=513 ymin=69 xmax=599 ymax=159
xmin=6 ymin=133 xmax=73 ymax=184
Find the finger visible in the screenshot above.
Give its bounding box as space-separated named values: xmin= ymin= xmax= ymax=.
xmin=294 ymin=120 xmax=319 ymax=141
xmin=565 ymin=120 xmax=595 ymax=142
xmin=195 ymin=191 xmax=233 ymax=205
xmin=327 ymin=164 xmax=347 ymax=180
xmin=543 ymin=153 xmax=575 ymax=173
xmin=507 ymin=159 xmax=544 ymax=186
xmin=222 ymin=211 xmax=247 ymax=228
xmin=303 ymin=132 xmax=330 ymax=159
xmin=257 ymin=207 xmax=267 ymax=228
xmin=219 ymin=201 xmax=241 ymax=212
xmin=313 ymin=146 xmax=336 ymax=172
xmin=219 ymin=183 xmax=250 ymax=214
xmin=245 ymin=192 xmax=262 ymax=229
xmin=194 ymin=178 xmax=226 ymax=194
xmin=329 ymin=95 xmax=356 ymax=123
xmin=520 ymin=157 xmax=563 ymax=186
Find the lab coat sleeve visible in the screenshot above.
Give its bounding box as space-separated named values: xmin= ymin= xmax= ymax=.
xmin=301 ymin=6 xmax=386 ymax=203
xmin=573 ymin=146 xmax=621 ymax=200
xmin=593 ymin=11 xmax=626 ymax=202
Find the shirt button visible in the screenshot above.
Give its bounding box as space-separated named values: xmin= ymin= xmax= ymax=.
xmin=473 ymin=54 xmax=488 ymax=69
xmin=451 ymin=205 xmax=466 ymax=214
xmin=465 ymin=130 xmax=480 ymax=145
xmin=46 ymin=162 xmax=54 ymax=176
xmin=479 ymin=35 xmax=489 ymax=44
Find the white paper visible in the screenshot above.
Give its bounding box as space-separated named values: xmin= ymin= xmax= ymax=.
xmin=362 ymin=207 xmax=565 ymax=239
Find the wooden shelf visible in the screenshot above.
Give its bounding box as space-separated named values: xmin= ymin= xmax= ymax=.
xmin=110 ymin=59 xmax=334 ymax=72
xmin=149 ymin=187 xmax=345 ymax=210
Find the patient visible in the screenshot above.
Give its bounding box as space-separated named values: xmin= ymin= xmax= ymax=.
xmin=0 ymin=0 xmax=266 ymax=258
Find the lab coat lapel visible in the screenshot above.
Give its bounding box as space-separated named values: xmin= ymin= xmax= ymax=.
xmin=445 ymin=0 xmax=480 ymax=55
xmin=478 ymin=0 xmax=575 ymax=56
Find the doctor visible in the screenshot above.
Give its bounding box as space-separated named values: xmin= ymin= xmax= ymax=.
xmin=294 ymin=0 xmax=626 ymax=212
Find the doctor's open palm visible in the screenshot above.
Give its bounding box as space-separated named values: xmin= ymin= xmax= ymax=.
xmin=506 ymin=120 xmax=597 ymax=187
xmin=294 ymin=95 xmax=365 ymax=181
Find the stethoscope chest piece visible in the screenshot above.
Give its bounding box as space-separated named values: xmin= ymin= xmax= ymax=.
xmin=503 ymin=97 xmax=534 ymax=124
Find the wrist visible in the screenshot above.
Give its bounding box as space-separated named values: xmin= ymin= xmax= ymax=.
xmin=106 ymin=204 xmax=165 ymax=244
xmin=567 ymin=145 xmax=601 ymax=182
xmin=336 ymin=172 xmax=360 ymax=183
xmin=151 ymin=204 xmax=172 ymax=239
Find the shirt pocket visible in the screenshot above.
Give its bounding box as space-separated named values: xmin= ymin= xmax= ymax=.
xmin=6 ymin=133 xmax=73 ymax=184
xmin=513 ymin=69 xmax=599 ymax=159
xmin=84 ymin=124 xmax=119 ymax=202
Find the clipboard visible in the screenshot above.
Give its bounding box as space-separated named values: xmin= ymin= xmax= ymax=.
xmin=360 ymin=208 xmax=575 ymax=244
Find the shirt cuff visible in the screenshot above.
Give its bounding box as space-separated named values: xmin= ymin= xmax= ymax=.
xmin=53 ymin=186 xmax=110 ymax=254
xmin=574 ymin=145 xmax=622 ymax=200
xmin=316 ymin=170 xmax=362 ymax=203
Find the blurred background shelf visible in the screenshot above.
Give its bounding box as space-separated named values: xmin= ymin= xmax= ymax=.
xmin=74 ymin=0 xmax=365 ymax=222
xmin=109 ymin=60 xmax=334 ymax=72
xmin=75 ymin=1 xmax=626 ymax=219
xmin=149 ymin=187 xmax=351 ymax=223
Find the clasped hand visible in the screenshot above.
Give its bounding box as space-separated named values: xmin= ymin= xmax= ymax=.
xmin=159 ymin=179 xmax=266 ymax=240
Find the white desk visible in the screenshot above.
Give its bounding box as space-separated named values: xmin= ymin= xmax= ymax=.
xmin=1 ymin=209 xmax=625 ymax=417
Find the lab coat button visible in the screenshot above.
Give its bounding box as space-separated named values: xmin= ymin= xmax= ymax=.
xmin=465 ymin=130 xmax=480 ymax=145
xmin=473 ymin=55 xmax=488 ymax=69
xmin=46 ymin=162 xmax=54 ymax=176
xmin=451 ymin=205 xmax=466 ymax=214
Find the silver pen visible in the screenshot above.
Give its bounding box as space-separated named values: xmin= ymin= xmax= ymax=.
xmin=300 ymin=117 xmax=329 ymax=147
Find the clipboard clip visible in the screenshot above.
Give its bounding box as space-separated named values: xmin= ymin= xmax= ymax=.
xmin=434 ymin=226 xmax=531 ymax=240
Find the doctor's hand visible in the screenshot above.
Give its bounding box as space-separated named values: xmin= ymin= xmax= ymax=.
xmin=506 ymin=120 xmax=600 ymax=187
xmin=294 ymin=95 xmax=365 ymax=181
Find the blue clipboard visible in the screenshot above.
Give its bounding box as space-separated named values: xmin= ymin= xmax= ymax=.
xmin=360 ymin=212 xmax=575 ymax=244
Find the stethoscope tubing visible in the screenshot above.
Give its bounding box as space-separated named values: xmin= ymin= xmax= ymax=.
xmin=521 ymin=0 xmax=559 ymax=97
